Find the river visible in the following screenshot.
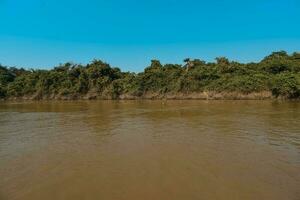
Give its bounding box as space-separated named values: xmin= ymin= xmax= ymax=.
xmin=0 ymin=101 xmax=299 ymax=200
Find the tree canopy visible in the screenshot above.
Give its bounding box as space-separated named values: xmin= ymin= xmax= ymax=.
xmin=0 ymin=51 xmax=299 ymax=100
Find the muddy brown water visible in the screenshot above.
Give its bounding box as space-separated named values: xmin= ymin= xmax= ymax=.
xmin=0 ymin=101 xmax=299 ymax=200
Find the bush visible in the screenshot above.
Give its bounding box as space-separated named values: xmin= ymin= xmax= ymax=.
xmin=0 ymin=52 xmax=300 ymax=99
xmin=0 ymin=86 xmax=6 ymax=98
xmin=271 ymin=73 xmax=300 ymax=98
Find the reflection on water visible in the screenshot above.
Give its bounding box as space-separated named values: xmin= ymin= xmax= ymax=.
xmin=0 ymin=101 xmax=299 ymax=200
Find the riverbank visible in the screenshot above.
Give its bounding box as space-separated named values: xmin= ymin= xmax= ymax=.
xmin=2 ymin=91 xmax=291 ymax=101
xmin=1 ymin=51 xmax=300 ymax=101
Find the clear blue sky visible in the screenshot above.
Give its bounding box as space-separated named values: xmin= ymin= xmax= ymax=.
xmin=0 ymin=0 xmax=299 ymax=72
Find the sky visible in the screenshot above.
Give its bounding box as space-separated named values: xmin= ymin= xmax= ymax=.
xmin=0 ymin=0 xmax=299 ymax=72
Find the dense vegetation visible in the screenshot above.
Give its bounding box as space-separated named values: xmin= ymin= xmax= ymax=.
xmin=0 ymin=51 xmax=299 ymax=100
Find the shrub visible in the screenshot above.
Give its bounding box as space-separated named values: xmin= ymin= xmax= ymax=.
xmin=271 ymin=73 xmax=300 ymax=98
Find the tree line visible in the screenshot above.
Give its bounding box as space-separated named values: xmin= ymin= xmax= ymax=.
xmin=0 ymin=51 xmax=299 ymax=100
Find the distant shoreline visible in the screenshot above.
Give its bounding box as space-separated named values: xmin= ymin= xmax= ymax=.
xmin=3 ymin=91 xmax=298 ymax=101
xmin=1 ymin=51 xmax=299 ymax=101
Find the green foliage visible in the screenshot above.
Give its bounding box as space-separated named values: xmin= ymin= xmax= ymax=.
xmin=0 ymin=51 xmax=299 ymax=99
xmin=0 ymin=65 xmax=16 ymax=86
xmin=261 ymin=51 xmax=298 ymax=74
xmin=271 ymin=73 xmax=300 ymax=98
xmin=0 ymin=86 xmax=6 ymax=98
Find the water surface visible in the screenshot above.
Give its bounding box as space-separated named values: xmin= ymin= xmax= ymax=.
xmin=0 ymin=101 xmax=299 ymax=200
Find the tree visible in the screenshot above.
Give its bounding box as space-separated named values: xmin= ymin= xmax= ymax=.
xmin=0 ymin=51 xmax=299 ymax=100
